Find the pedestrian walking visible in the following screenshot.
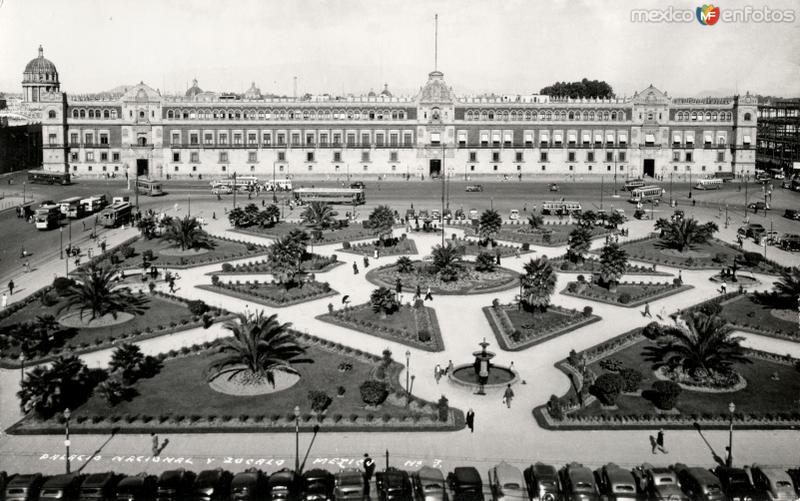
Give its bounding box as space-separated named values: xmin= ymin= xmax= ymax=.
xmin=363 ymin=256 xmax=369 ymax=268
xmin=24 ymin=261 xmax=31 ymax=273
xmin=655 ymin=429 xmax=668 ymax=453
xmin=720 ymin=281 xmax=727 ymax=294
xmin=434 ymin=364 xmax=442 ymax=384
xmin=424 ymin=287 xmax=433 ymax=301
xmin=352 ymin=262 xmax=359 ymax=275
xmin=415 ymin=284 xmax=422 ymax=300
xmin=362 ymin=453 xmax=376 ymax=496
xmin=466 ymin=408 xmax=475 ymax=433
xmin=373 ymin=248 xmax=379 ymax=259
xmin=446 ymin=359 xmax=454 ymax=375
xmin=678 ymin=269 xmax=683 ymax=284
xmin=151 ymin=433 xmax=159 ymax=456
xmin=515 ymin=248 xmax=520 ymax=259
xmin=1 ymin=292 xmax=7 ymax=310
xmin=643 ymin=302 xmax=652 ymax=318
xmin=502 ymin=384 xmax=515 ymax=408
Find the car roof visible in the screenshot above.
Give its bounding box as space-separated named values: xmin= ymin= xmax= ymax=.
xmin=82 ymin=472 xmax=115 ymax=487
xmin=756 ymin=467 xmax=793 ymax=482
xmin=493 ymin=462 xmax=524 ymax=485
xmin=303 ymin=469 xmax=333 ymax=480
xmin=603 ymin=465 xmax=634 ymax=484
xmin=43 ymin=474 xmax=78 ymax=488
xmin=8 ymin=474 xmax=41 ymax=486
xmin=453 ymin=467 xmax=481 ymax=484
xmin=685 ymin=468 xmax=720 ymax=485
xmin=269 ymin=470 xmax=296 ymax=484
xmin=531 ymin=463 xmax=558 ymax=479
xmin=195 ymin=469 xmax=226 ymax=486
xmin=567 ymin=465 xmax=594 ymax=484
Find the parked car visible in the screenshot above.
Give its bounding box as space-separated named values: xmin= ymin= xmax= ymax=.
xmin=559 ymin=463 xmax=599 ymax=501
xmin=192 ymin=469 xmax=232 ymax=501
xmin=431 ymin=209 xmax=441 ymax=221
xmin=550 ymin=183 xmax=560 ymax=192
xmin=79 ymin=472 xmax=121 ymax=501
xmin=375 ymin=468 xmax=412 ymax=501
xmin=231 ymin=469 xmax=266 ymax=501
xmin=268 ymin=469 xmax=301 ymax=501
xmin=5 ymin=474 xmax=45 ymax=501
xmin=783 ymin=209 xmax=800 ymax=221
xmin=488 ymin=462 xmax=527 ymax=501
xmin=333 ymin=469 xmax=366 ymax=501
xmin=40 ymin=474 xmax=84 ymax=501
xmin=747 ymin=201 xmax=770 ymax=211
xmin=632 ymin=465 xmax=688 ymax=501
xmin=116 ymin=474 xmax=158 ymax=501
xmin=750 ymin=465 xmax=796 ymax=501
xmin=787 ymin=469 xmax=800 ymax=498
xmin=411 ymin=466 xmax=446 ymax=501
xmin=713 ymin=466 xmax=760 ymax=501
xmin=465 ymin=185 xmax=484 ymax=192
xmin=448 ymin=467 xmax=483 ymax=501
xmin=156 ymin=469 xmax=196 ymax=501
xmin=673 ymin=464 xmax=725 ymax=501
xmin=405 ymin=208 xmax=417 ymax=221
xmin=595 ymin=464 xmax=641 ymax=501
xmin=0 ymin=472 xmax=11 ymax=501
xmin=524 ymin=462 xmax=562 ymax=501
xmin=301 ymin=469 xmax=334 ymax=501
xmin=509 ymin=209 xmax=520 ymax=221
xmin=469 ymin=209 xmax=479 ymax=220
xmin=738 ymin=223 xmax=766 ymax=239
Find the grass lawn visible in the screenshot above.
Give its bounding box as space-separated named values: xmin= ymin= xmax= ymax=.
xmin=561 ymin=281 xmax=691 ymax=308
xmin=318 ymin=304 xmax=444 ymax=351
xmin=366 ymin=261 xmax=519 ymax=295
xmin=340 ymin=237 xmax=418 ymax=257
xmin=719 ymin=294 xmax=799 ymax=337
xmin=551 ymin=256 xmax=673 ymax=276
xmin=449 ymin=237 xmax=526 ymax=258
xmin=490 ymin=223 xmax=609 ymax=247
xmin=198 ymin=279 xmax=337 ymax=307
xmin=235 ymin=221 xmax=385 ymax=245
xmin=0 ymin=294 xmax=198 ymax=360
xmin=219 ymin=253 xmax=341 ymax=274
xmin=115 ymin=236 xmax=268 ymax=269
xmin=483 ymin=304 xmax=601 ymax=351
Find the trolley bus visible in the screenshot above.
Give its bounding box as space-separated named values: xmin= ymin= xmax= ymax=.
xmin=81 ymin=195 xmax=108 ymax=214
xmin=628 ymin=185 xmax=664 ymax=204
xmin=100 ymin=202 xmax=132 ymax=228
xmin=210 ymin=176 xmax=259 ymax=194
xmin=623 ymin=179 xmax=647 ymax=191
xmin=135 ymin=178 xmax=164 ymax=196
xmin=58 ymin=197 xmax=85 ymax=219
xmin=34 ymin=204 xmax=61 ymax=230
xmin=292 ymin=187 xmax=365 ymax=205
xmin=541 ymin=200 xmax=582 ymax=216
xmin=27 ymin=170 xmax=71 ymax=185
xmin=264 ymin=178 xmax=293 ymax=192
xmin=695 ymin=178 xmax=723 ymax=190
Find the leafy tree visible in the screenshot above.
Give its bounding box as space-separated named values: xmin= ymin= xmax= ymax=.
xmin=591 ymin=372 xmax=624 ymax=405
xmin=162 ymin=215 xmax=216 ymax=251
xmin=567 ymin=226 xmax=592 ymax=263
xmin=267 ymin=235 xmax=306 ymax=287
xmin=520 ymin=256 xmax=558 ymax=313
xmin=395 ymin=256 xmax=415 ymax=273
xmin=539 ymin=78 xmax=614 ymax=99
xmin=655 ymin=218 xmax=718 ymax=252
xmin=261 ymin=204 xmax=281 ymax=227
xmin=606 ymin=211 xmax=625 ymax=229
xmin=227 ymin=207 xmax=247 ymax=227
xmin=430 ymin=243 xmax=464 ymax=282
xmin=209 ymin=311 xmax=311 ymax=387
xmin=301 ymin=202 xmax=337 ymax=233
xmin=527 ymin=213 xmax=544 ymax=230
xmin=579 ymin=211 xmax=597 ymax=228
xmin=359 ymin=380 xmax=389 ymax=405
xmin=136 ymin=216 xmax=157 ymax=239
xmin=478 ymin=209 xmax=503 ymax=244
xmin=642 ymin=312 xmax=751 ymax=380
xmin=368 ymin=205 xmax=396 ymax=246
xmin=770 ymin=266 xmax=800 ymax=308
xmin=474 ymin=251 xmax=497 ymax=272
xmin=370 ymin=287 xmax=399 ymax=318
xmin=18 ymin=355 xmax=98 ymax=418
xmin=58 ymin=263 xmax=149 ymax=321
xmin=598 ymin=243 xmax=628 ymax=291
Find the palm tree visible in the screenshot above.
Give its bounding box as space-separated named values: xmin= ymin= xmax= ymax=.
xmin=430 ymin=243 xmax=464 ymax=281
xmin=370 ymin=287 xmax=399 ymax=318
xmin=261 ymin=204 xmax=281 ymax=227
xmin=478 ymin=209 xmax=503 ymax=244
xmin=395 ymin=256 xmax=415 ymax=274
xmin=606 ymin=211 xmax=625 ymax=229
xmin=162 ymin=215 xmax=216 ymax=251
xmin=598 ymin=243 xmax=628 ymax=291
xmin=227 ymin=207 xmax=247 ymax=227
xmin=527 ymin=213 xmax=544 ymax=230
xmin=567 ymin=226 xmax=592 ymax=263
xmin=58 ymin=263 xmax=149 ymax=321
xmin=771 ymin=266 xmax=800 ymax=308
xmin=642 ymin=312 xmax=751 ymax=380
xmin=579 ymin=210 xmax=597 ymax=228
xmin=655 ymin=218 xmax=718 ymax=252
xmin=209 ymin=311 xmax=311 ymax=387
xmin=520 ymin=256 xmax=558 ymax=313
xmin=109 ymin=343 xmax=145 ymax=384
xmin=243 ymin=203 xmax=261 ymax=225
xmin=267 ymin=235 xmax=306 ymax=287
xmin=18 ymin=355 xmax=94 ymax=418
xmin=301 ymin=202 xmax=337 ymax=233
xmin=368 ymin=205 xmax=396 ymax=245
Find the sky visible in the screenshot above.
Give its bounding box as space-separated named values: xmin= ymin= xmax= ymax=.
xmin=1 ymin=0 xmax=799 ymax=98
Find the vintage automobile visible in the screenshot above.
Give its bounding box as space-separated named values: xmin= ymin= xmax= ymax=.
xmin=550 ymin=183 xmax=560 ymax=192
xmin=301 ymin=469 xmax=334 ymax=501
xmin=5 ymin=474 xmax=46 ymax=501
xmin=632 ymin=465 xmax=688 ymax=501
xmin=559 ymin=463 xmax=599 ymax=501
xmin=40 ymin=474 xmax=85 ymax=501
xmin=115 ymin=473 xmax=158 ymax=501
xmin=523 ymin=462 xmax=562 ymax=501
xmin=488 ymin=462 xmax=527 ymax=501
xmin=411 ymin=466 xmax=446 ymax=501
xmin=374 ymin=468 xmax=412 ymax=501
xmin=333 ymin=469 xmax=366 ymax=501
xmin=673 ymin=464 xmax=725 ymax=501
xmin=268 ymin=469 xmax=301 ymax=501
xmin=783 ymin=209 xmax=800 ymax=220
xmin=779 ymin=234 xmax=800 ymax=251
xmin=191 ymin=469 xmax=233 ymax=501
xmin=750 ymin=465 xmax=797 ymax=501
xmin=469 ymin=208 xmax=479 ymax=220
xmin=156 ymin=469 xmax=196 ymax=501
xmin=747 ymin=201 xmax=770 ymax=212
xmin=738 ymin=223 xmax=766 ymax=239
xmin=230 ymin=469 xmax=266 ymax=501
xmin=448 ymin=467 xmax=484 ymax=501
xmin=465 ymin=184 xmax=484 ymax=192
xmin=712 ymin=466 xmax=760 ymax=501
xmin=595 ymin=464 xmax=642 ymax=501
xmin=79 ymin=472 xmax=122 ymax=501
xmin=787 ymin=469 xmax=800 ymax=498
xmin=509 ymin=209 xmax=520 ymax=221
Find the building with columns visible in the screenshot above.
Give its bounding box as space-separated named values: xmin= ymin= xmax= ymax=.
xmin=31 ymin=48 xmax=758 ymax=181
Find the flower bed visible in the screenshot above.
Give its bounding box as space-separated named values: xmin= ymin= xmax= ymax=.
xmin=561 ymin=281 xmax=692 ymax=308
xmin=339 ymin=237 xmax=418 ymax=258
xmin=7 ymin=331 xmax=464 ymax=434
xmin=198 ymin=279 xmax=337 ymax=308
xmin=234 ymin=221 xmax=394 ymax=246
xmin=365 ymin=261 xmax=519 ymax=295
xmin=216 ymin=253 xmax=341 ymax=275
xmin=448 ymin=237 xmax=526 ymax=258
xmin=532 ymin=326 xmax=800 ymax=430
xmin=483 ymin=303 xmax=601 ymax=351
xmin=318 ymin=303 xmax=444 ymax=352
xmin=551 ymin=255 xmax=673 ymax=276
xmin=682 ymin=293 xmax=800 ymax=342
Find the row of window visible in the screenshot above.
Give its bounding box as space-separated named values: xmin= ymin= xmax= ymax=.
xmin=674 ymin=111 xmax=743 ymax=121
xmin=164 ymin=109 xmax=409 ymax=121
xmin=68 ymin=109 xmax=119 ymax=119
xmin=70 ymin=151 xmax=120 ymax=162
xmin=463 ymin=109 xmax=627 ymax=121
xmin=169 ymin=130 xmax=415 ymax=148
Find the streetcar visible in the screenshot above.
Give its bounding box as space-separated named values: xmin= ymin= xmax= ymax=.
xmin=210 ymin=176 xmax=259 ymax=194
xmin=100 ymin=201 xmax=132 ymax=228
xmin=58 ymin=196 xmax=85 ymax=219
xmin=628 ymin=185 xmax=665 ymax=204
xmin=80 ymin=195 xmax=108 ymax=214
xmin=695 ymin=178 xmax=723 ymax=190
xmin=292 ymin=187 xmax=365 ymax=205
xmin=27 ymin=169 xmax=71 ymax=185
xmin=623 ymin=179 xmax=646 ymax=191
xmin=541 ymin=201 xmax=582 ymax=216
xmin=264 ymin=178 xmax=293 ymax=192
xmin=34 ymin=204 xmax=61 ymax=230
xmin=136 ymin=178 xmax=165 ymax=196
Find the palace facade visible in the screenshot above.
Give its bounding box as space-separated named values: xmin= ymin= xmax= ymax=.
xmin=28 ymin=47 xmax=758 ymax=180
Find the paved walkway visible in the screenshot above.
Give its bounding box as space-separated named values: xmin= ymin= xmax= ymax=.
xmin=1 ymin=208 xmax=799 ymax=475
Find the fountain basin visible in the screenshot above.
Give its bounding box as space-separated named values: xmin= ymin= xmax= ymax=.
xmin=448 ymin=364 xmax=518 ymax=391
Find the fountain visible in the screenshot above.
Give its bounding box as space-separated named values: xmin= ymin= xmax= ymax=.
xmin=448 ymin=338 xmax=518 ymax=394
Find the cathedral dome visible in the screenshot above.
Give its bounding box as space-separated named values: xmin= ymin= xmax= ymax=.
xmin=23 ymin=46 xmax=59 ymax=83
xmin=186 ymin=78 xmax=203 ymax=98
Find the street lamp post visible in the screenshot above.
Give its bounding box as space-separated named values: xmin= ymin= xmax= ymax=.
xmin=60 ymin=226 xmax=64 ymax=259
xmin=727 ymin=402 xmax=735 ymax=467
xmin=294 ymin=405 xmax=300 ymax=472
xmin=63 ymin=408 xmax=71 ymax=473
xmin=232 ymin=172 xmax=237 ymax=210
xmin=272 ymin=162 xmax=278 ymax=203
xmin=409 ymin=375 xmax=415 ymax=400
xmin=725 ymin=204 xmax=729 ymax=229
xmin=405 ymin=349 xmax=411 ymax=406
xmin=669 ymin=173 xmax=673 ymax=206
xmin=22 ymin=181 xmax=26 ymax=203
xmin=19 ymin=353 xmax=25 ymax=383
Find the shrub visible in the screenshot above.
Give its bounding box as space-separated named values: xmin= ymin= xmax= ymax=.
xmin=474 ymin=252 xmax=497 ymax=272
xmin=187 ymin=299 xmax=209 ymax=316
xmin=148 ymin=281 xmax=157 ymax=293
xmin=308 ymin=390 xmax=333 ymax=413
xmin=337 ymin=385 xmax=346 ymax=396
xmin=583 ymin=306 xmax=593 ymax=317
xmin=142 ymin=249 xmax=154 ymax=261
xmin=521 ymin=242 xmax=530 ymax=251
xmin=742 ymin=251 xmax=763 ymax=267
xmin=599 ymin=358 xmax=623 ymax=372
xmin=246 ymin=243 xmax=257 ymax=251
xmin=617 ymin=292 xmax=632 ymax=304
xmin=414 ymin=298 xmax=424 ymax=309
xmin=591 ymin=372 xmax=625 ymax=405
xmin=359 ymin=380 xmax=388 ymax=406
xmin=221 ymin=263 xmax=234 ymax=272
xmin=120 ymin=245 xmax=135 ymax=259
xmin=698 ymin=301 xmax=723 ymax=317
xmin=437 ymin=395 xmax=449 ymax=422
xmin=492 ymin=298 xmax=501 ymax=308
xmin=342 ymin=241 xmax=351 ymax=249
xmin=548 ymin=394 xmax=565 ymax=420
xmin=642 ymin=321 xmax=663 ymax=340
xmin=211 ymin=274 xmax=220 ymax=286
xmin=52 ymin=277 xmax=74 ymax=294
xmin=41 ymin=291 xmax=59 ymax=307
xmin=510 ymin=329 xmax=523 ymax=343
xmin=652 ymin=380 xmax=682 ymax=410
xmin=577 ymin=274 xmax=585 ymax=283
xmin=418 ymin=329 xmax=431 ymax=343
xmin=619 ymin=368 xmax=643 ymax=393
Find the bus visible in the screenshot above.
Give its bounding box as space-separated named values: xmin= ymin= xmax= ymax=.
xmin=136 ymin=178 xmax=164 ymax=196
xmin=100 ymin=202 xmax=132 ymax=228
xmin=81 ymin=195 xmax=108 ymax=214
xmin=624 ymin=179 xmax=646 ymax=191
xmin=34 ymin=204 xmax=61 ymax=230
xmin=714 ymin=171 xmax=736 ymax=182
xmin=210 ymin=176 xmax=259 ymax=193
xmin=629 ymin=185 xmax=664 ymax=204
xmin=27 ymin=170 xmax=71 ymax=185
xmin=58 ymin=197 xmax=85 ymax=219
xmin=541 ymin=201 xmax=582 ymax=216
xmin=264 ymin=178 xmax=293 ymax=192
xmin=292 ymin=187 xmax=365 ymax=205
xmin=695 ymin=178 xmax=723 ymax=190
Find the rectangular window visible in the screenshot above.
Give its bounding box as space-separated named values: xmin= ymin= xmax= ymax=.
xmin=333 ymin=133 xmax=342 ymax=145
xmin=605 ymin=151 xmax=613 ymax=162
xmin=717 ymin=151 xmax=724 ymax=162
xmin=172 ymin=152 xmax=180 ymax=162
xmin=263 ymin=133 xmax=271 ymax=145
xmin=568 ymin=152 xmax=576 ymax=162
xmin=277 ymin=151 xmax=286 ymax=161
xmin=306 ymin=134 xmax=314 ymax=146
xmin=618 ymin=152 xmax=626 ymax=161
xmin=389 ymin=133 xmax=399 ymax=147
xmin=112 ymin=152 xmax=120 ymax=162
xmin=587 ymin=152 xmax=595 ymax=162
xmin=196 ymin=134 xmax=206 ymax=145
xmin=233 ymin=134 xmax=243 ymax=145
xmin=100 ymin=134 xmax=109 ymax=145
xmin=86 ymin=151 xmax=94 ymax=161
xmin=85 ymin=134 xmax=94 ymax=145
xmin=171 ymin=133 xmax=180 ymax=145
xmin=403 ymin=133 xmax=413 ymax=146
xmin=320 ymin=133 xmax=328 ymax=146
xmin=219 ymin=134 xmax=228 ymax=145
xmin=492 ymin=152 xmax=500 ymax=162
xmin=389 ymin=151 xmax=398 ymax=162
xmin=190 ymin=152 xmax=199 ymax=162
xmin=686 ymin=152 xmax=693 ymax=162
xmin=376 ymin=133 xmax=385 ymax=146
xmin=361 ymin=151 xmax=370 ymax=162
xmin=70 ymin=152 xmax=78 ymax=161
xmin=540 ymin=151 xmax=548 ymax=162
xmin=306 ymin=151 xmax=314 ymax=162
xmin=70 ymin=133 xmax=79 ymax=145
xmin=219 ymin=152 xmax=228 ymax=162
xmin=346 ymin=133 xmax=356 ymax=147
xmin=516 ymin=152 xmax=523 ymax=162
xmin=48 ymin=134 xmax=57 ymax=145
xmin=361 ymin=133 xmax=370 ymax=146
xmin=100 ymin=152 xmax=108 ymax=161
xmin=333 ymin=151 xmax=342 ymax=162
xmin=291 ymin=133 xmax=300 ymax=146
xmin=673 ymin=152 xmax=681 ymax=161
xmin=248 ymin=151 xmax=257 ymax=162
xmin=248 ymin=133 xmax=257 ymax=144
xmin=277 ymin=134 xmax=286 ymax=146
xmin=469 ymin=151 xmax=477 ymax=162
